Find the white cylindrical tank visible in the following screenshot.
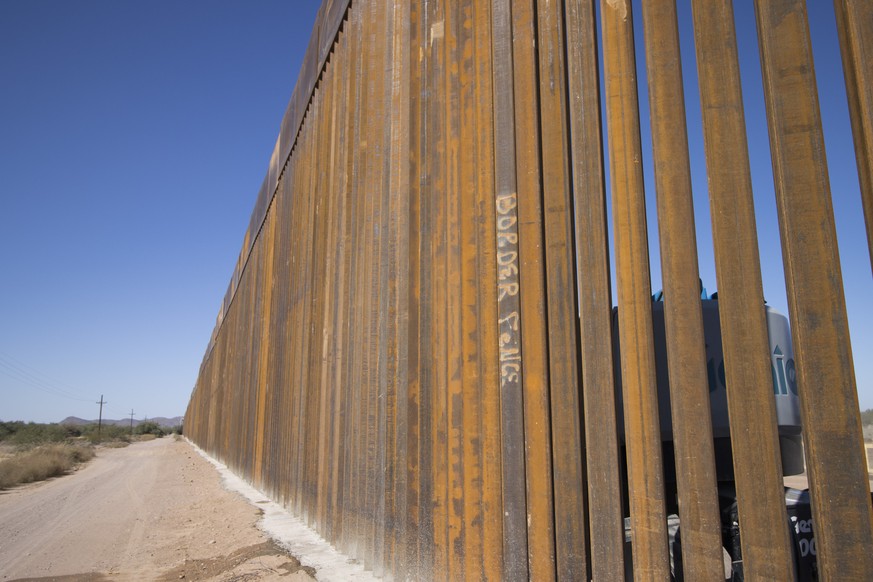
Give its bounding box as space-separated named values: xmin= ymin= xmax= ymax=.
xmin=613 ymin=300 xmax=804 ymax=477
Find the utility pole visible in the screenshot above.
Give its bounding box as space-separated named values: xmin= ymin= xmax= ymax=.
xmin=96 ymin=395 xmax=107 ymax=438
xmin=129 ymin=409 xmax=135 ymax=435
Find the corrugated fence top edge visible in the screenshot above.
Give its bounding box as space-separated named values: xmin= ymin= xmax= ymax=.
xmin=197 ymin=0 xmax=352 ymax=376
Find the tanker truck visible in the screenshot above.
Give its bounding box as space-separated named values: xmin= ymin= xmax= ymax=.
xmin=613 ymin=294 xmax=813 ymax=580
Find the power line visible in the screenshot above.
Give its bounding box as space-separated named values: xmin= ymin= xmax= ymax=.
xmin=0 ymin=352 xmax=93 ymax=402
xmin=0 ymin=361 xmax=91 ymax=401
xmin=0 ymin=362 xmax=93 ymax=403
xmin=0 ymin=352 xmax=138 ymax=424
xmin=0 ymin=351 xmax=89 ymax=397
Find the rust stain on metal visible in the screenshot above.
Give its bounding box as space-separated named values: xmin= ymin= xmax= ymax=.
xmin=184 ymin=0 xmax=873 ymax=579
xmin=641 ymin=0 xmax=722 ymax=578
xmin=755 ymin=0 xmax=873 ymax=577
xmin=600 ymin=0 xmax=669 ymax=577
xmin=689 ymin=0 xmax=795 ymax=577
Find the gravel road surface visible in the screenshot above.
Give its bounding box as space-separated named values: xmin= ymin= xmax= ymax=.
xmin=0 ymin=437 xmax=316 ymax=581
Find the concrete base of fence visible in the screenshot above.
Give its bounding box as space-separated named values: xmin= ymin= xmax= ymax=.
xmin=187 ymin=439 xmax=379 ymax=582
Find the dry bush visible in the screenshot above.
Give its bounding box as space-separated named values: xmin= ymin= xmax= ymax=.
xmin=0 ymin=444 xmax=95 ymax=490
xmin=0 ymin=443 xmax=16 ymax=461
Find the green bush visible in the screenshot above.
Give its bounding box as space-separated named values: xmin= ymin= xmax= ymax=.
xmin=80 ymin=423 xmax=131 ymax=444
xmin=0 ymin=421 xmax=19 ymax=441
xmin=862 ymin=409 xmax=873 ymax=427
xmin=0 ymin=421 xmax=71 ymax=446
xmin=134 ymin=421 xmax=165 ymax=437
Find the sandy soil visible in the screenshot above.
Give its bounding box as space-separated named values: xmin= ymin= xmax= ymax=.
xmin=0 ymin=437 xmax=316 ymax=582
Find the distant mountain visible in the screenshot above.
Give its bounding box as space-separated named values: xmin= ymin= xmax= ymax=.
xmin=59 ymin=416 xmax=183 ymax=428
xmin=59 ymin=416 xmax=91 ymax=426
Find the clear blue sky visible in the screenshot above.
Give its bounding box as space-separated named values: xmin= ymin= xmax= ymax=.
xmin=0 ymin=0 xmax=869 ymax=426
xmin=1 ymin=0 xmax=321 ymax=423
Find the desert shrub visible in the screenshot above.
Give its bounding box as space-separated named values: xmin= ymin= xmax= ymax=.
xmin=0 ymin=443 xmax=95 ymax=489
xmin=67 ymin=444 xmax=95 ymax=463
xmin=81 ymin=423 xmax=130 ymax=444
xmin=0 ymin=422 xmax=69 ymax=446
xmin=0 ymin=421 xmax=21 ymax=441
xmin=62 ymin=424 xmax=83 ymax=438
xmin=134 ymin=421 xmax=165 ymax=437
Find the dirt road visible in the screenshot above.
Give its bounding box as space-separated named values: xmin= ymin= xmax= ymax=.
xmin=0 ymin=437 xmax=316 ymax=581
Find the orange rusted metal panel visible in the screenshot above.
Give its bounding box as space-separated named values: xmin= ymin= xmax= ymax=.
xmin=565 ymin=0 xmax=625 ymax=578
xmin=444 ymin=1 xmax=466 ymax=578
xmin=184 ymin=1 xmax=873 ymax=579
xmin=535 ymin=1 xmax=589 ymax=577
xmin=490 ymin=1 xmax=528 ymax=580
xmin=404 ymin=0 xmax=423 ymax=578
xmin=513 ymin=0 xmax=557 ymax=579
xmin=834 ymin=0 xmax=873 ymax=270
xmin=690 ymin=0 xmax=805 ymax=556
xmin=600 ymin=0 xmax=670 ymax=578
xmin=472 ymin=2 xmax=504 ymax=580
xmin=754 ymin=0 xmax=873 ymax=577
xmin=641 ymin=0 xmax=722 ymax=578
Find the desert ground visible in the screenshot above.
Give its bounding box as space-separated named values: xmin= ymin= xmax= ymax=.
xmin=1 ymin=435 xmax=868 ymax=581
xmin=0 ymin=437 xmax=317 ymax=581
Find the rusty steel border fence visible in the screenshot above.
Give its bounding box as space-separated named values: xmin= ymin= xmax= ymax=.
xmin=185 ymin=0 xmax=873 ymax=579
